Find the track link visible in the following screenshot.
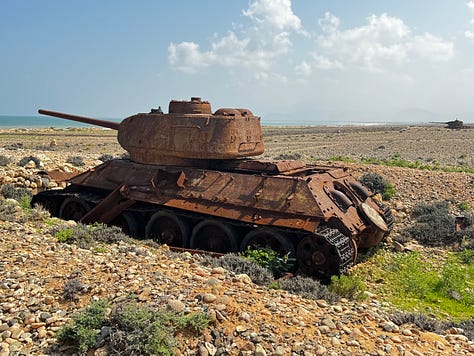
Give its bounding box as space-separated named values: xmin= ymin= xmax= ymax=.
xmin=318 ymin=227 xmax=355 ymax=275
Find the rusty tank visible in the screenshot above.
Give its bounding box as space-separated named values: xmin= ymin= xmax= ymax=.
xmin=32 ymin=97 xmax=393 ymax=281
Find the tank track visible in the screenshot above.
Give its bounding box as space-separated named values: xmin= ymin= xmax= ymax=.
xmin=34 ymin=189 xmax=357 ymax=280
xmin=376 ymin=201 xmax=394 ymax=236
xmin=317 ymin=227 xmax=356 ymax=275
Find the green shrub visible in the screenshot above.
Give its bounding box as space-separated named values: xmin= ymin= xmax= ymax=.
xmin=329 ymin=274 xmax=367 ymax=301
xmin=390 ymin=311 xmax=446 ymax=334
xmin=459 ymin=201 xmax=470 ymax=212
xmin=329 ymin=155 xmax=356 ymax=163
xmin=273 ymin=152 xmax=302 ymax=160
xmin=110 ymin=302 xmax=210 ymax=355
xmin=406 ymin=201 xmax=460 ymax=246
xmin=0 ymin=155 xmax=12 ymax=166
xmin=98 ymin=154 xmax=114 ymax=162
xmin=240 ymin=247 xmax=292 ymax=278
xmin=0 ymin=199 xmax=18 ymax=222
xmin=359 ymin=173 xmax=395 ymax=200
xmin=66 ymin=156 xmax=85 ymax=167
xmin=279 ymin=275 xmax=339 ymax=303
xmin=52 ymin=223 xmax=130 ymax=249
xmin=200 ymin=253 xmax=274 ymax=286
xmin=57 ymin=300 xmax=211 ymax=355
xmin=56 ymin=300 xmax=110 ymax=355
xmin=18 ymin=155 xmax=41 ymax=168
xmin=18 ymin=194 xmax=32 ymax=210
xmin=62 ymin=278 xmax=85 ymax=301
xmin=1 ymin=184 xmax=32 ymax=201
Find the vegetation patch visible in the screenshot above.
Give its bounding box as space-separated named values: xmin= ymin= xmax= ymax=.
xmin=329 ymin=155 xmax=357 ymax=163
xmin=66 ymin=155 xmax=85 ymax=167
xmin=273 ymin=152 xmax=302 ymax=160
xmin=359 ymin=172 xmax=396 ymax=200
xmin=200 ymin=253 xmax=273 ymax=286
xmin=0 ymin=189 xmax=49 ymax=223
xmin=0 ymin=154 xmax=12 ymax=166
xmin=97 ymin=154 xmax=114 ymax=162
xmin=0 ymin=199 xmax=18 ymax=222
xmin=18 ymin=155 xmax=42 ymax=168
xmin=240 ymin=246 xmax=292 ymax=278
xmin=56 ymin=300 xmax=110 ymax=355
xmin=404 ymin=201 xmax=474 ymax=247
xmin=328 ymin=153 xmax=474 ymax=173
xmin=278 ymin=275 xmax=339 ymax=303
xmin=352 ymin=249 xmax=474 ymax=320
xmin=1 ymin=183 xmax=32 ymax=201
xmin=57 ymin=300 xmax=210 ymax=355
xmin=52 ymin=223 xmax=132 ymax=249
xmin=328 ymin=274 xmax=367 ymax=301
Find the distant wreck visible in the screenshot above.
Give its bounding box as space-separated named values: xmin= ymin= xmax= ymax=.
xmin=431 ymin=119 xmax=471 ymax=130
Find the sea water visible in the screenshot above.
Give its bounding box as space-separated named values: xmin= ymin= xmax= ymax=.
xmin=0 ymin=115 xmax=398 ymax=129
xmin=0 ymin=115 xmax=122 ymax=129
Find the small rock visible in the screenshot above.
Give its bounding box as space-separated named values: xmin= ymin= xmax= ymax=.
xmin=381 ymin=321 xmax=399 ymax=333
xmin=167 ymin=299 xmax=185 ymax=312
xmin=273 ymin=346 xmax=287 ymax=355
xmin=254 ymin=344 xmax=267 ymax=356
xmin=346 ymin=340 xmax=360 ymax=347
xmin=204 ymin=341 xmax=217 ymax=356
xmin=391 ymin=335 xmax=402 ymax=343
xmin=202 ymin=293 xmax=217 ymax=303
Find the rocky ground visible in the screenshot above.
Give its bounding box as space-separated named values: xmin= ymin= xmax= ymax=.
xmin=1 ymin=126 xmax=474 ymax=355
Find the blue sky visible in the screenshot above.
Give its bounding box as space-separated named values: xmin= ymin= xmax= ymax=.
xmin=1 ymin=0 xmax=474 ymax=124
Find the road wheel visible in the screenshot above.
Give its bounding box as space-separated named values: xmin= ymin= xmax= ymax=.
xmin=59 ymin=196 xmax=91 ymax=221
xmin=111 ymin=211 xmax=144 ymax=238
xmin=240 ymin=228 xmax=294 ymax=256
xmin=146 ymin=211 xmax=189 ymax=247
xmin=190 ymin=220 xmax=238 ymax=253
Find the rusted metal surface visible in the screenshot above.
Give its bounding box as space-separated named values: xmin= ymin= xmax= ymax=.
xmin=81 ymin=184 xmax=135 ymax=224
xmin=33 ymin=97 xmax=394 ymax=280
xmin=68 ymin=159 xmax=388 ymax=249
xmin=38 ymin=109 xmax=120 ymax=130
xmin=39 ymin=97 xmax=264 ymax=165
xmin=44 ymin=169 xmax=80 ymax=182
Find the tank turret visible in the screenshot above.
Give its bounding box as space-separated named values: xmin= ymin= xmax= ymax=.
xmin=39 ymin=97 xmax=264 ymax=165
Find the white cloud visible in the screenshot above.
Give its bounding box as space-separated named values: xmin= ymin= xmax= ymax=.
xmin=168 ymin=2 xmax=454 ymax=81
xmin=307 ymin=13 xmax=453 ymax=73
xmin=168 ymin=0 xmax=303 ymax=77
xmin=295 ymin=61 xmax=312 ymax=76
xmin=318 ymin=12 xmax=340 ymax=34
xmin=168 ymin=42 xmax=214 ymax=73
xmin=243 ymin=0 xmax=303 ymax=33
xmin=466 ymin=1 xmax=474 ymax=39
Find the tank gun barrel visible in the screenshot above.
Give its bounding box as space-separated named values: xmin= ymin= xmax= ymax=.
xmin=38 ymin=109 xmax=120 ymax=130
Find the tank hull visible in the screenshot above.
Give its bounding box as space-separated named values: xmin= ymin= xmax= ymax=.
xmin=32 ymin=159 xmax=393 ymax=280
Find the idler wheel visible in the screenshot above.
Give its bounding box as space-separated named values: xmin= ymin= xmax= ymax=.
xmin=240 ymin=228 xmax=295 ymax=258
xmin=360 ymin=202 xmax=388 ymax=233
xmin=190 ymin=220 xmax=238 ymax=253
xmin=146 ymin=211 xmax=189 ymax=247
xmin=111 ymin=212 xmax=144 ymax=238
xmin=59 ymin=196 xmax=91 ymax=221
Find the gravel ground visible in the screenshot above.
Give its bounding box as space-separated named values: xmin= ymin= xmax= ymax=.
xmin=1 ymin=125 xmax=473 ymax=355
